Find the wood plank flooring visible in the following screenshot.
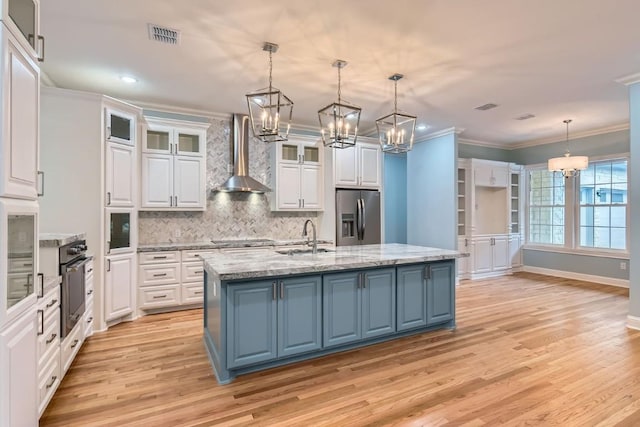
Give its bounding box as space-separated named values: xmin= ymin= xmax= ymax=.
xmin=40 ymin=273 xmax=640 ymax=426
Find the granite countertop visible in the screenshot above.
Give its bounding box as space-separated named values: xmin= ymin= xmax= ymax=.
xmin=137 ymin=238 xmax=334 ymax=252
xmin=203 ymin=243 xmax=466 ymax=281
xmin=39 ymin=232 xmax=86 ymax=248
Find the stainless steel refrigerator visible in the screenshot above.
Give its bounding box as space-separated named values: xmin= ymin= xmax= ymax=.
xmin=336 ymin=189 xmax=381 ymax=246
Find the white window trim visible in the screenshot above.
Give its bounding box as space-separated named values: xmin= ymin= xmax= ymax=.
xmin=524 ymin=153 xmax=630 ymax=257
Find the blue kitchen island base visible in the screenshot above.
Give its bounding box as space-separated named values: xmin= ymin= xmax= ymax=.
xmin=201 ymin=244 xmax=461 ymax=384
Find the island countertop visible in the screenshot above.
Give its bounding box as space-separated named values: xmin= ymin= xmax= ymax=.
xmin=202 ymin=243 xmax=465 ymax=281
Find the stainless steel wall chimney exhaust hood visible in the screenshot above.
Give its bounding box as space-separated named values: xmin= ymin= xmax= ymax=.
xmin=215 ymin=114 xmax=271 ymax=193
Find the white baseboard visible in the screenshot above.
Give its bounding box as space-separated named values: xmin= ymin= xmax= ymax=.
xmin=522 ymin=266 xmax=629 ymax=288
xmin=627 ymin=315 xmax=640 ymax=331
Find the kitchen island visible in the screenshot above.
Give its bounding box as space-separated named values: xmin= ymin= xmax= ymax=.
xmin=202 ymin=243 xmax=463 ymax=384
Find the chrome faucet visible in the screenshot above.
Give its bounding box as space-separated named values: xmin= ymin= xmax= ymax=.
xmin=302 ymin=219 xmax=317 ymax=254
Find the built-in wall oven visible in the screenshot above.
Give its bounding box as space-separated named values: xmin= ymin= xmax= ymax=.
xmin=59 ymin=240 xmax=90 ymax=338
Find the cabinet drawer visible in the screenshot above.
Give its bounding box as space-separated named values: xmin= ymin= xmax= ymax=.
xmin=61 ymin=324 xmax=84 ymax=374
xmin=181 ymin=249 xmax=216 ymax=262
xmin=139 ymin=284 xmax=181 ymax=309
xmin=182 ymin=282 xmax=204 ymax=305
xmin=139 ymin=263 xmax=180 ymax=286
xmin=85 ymin=258 xmax=95 ymax=278
xmin=37 ymin=310 xmax=60 ymax=369
xmin=84 ymin=305 xmax=94 ymax=339
xmin=85 ymin=272 xmax=95 ymax=300
xmin=39 ymin=285 xmax=61 ymax=320
xmin=38 ymin=347 xmax=61 ymax=417
xmin=182 ymin=261 xmax=205 ymax=282
xmin=139 ymin=251 xmax=180 ymax=265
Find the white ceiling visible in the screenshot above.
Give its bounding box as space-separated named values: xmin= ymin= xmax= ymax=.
xmin=40 ymin=0 xmax=640 ymax=146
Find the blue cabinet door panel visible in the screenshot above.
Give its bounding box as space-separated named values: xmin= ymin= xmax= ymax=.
xmin=227 ymin=281 xmax=277 ymax=368
xmin=362 ymin=268 xmax=396 ymax=339
xmin=323 ymin=272 xmax=361 ymax=347
xmin=397 ymin=265 xmax=427 ymax=331
xmin=278 ymin=276 xmax=322 ymax=357
xmin=427 ymin=261 xmax=455 ymax=325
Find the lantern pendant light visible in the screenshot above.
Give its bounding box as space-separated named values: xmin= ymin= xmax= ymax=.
xmin=547 ymin=119 xmax=588 ymax=178
xmin=376 ymin=74 xmax=416 ymax=153
xmin=246 ymin=42 xmax=293 ymax=142
xmin=318 ymin=60 xmax=362 ymax=149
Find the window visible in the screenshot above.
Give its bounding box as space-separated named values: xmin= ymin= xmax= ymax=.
xmin=528 ymin=170 xmax=565 ymax=245
xmin=578 ymin=160 xmax=627 ymax=250
xmin=526 ymin=156 xmax=628 ymax=253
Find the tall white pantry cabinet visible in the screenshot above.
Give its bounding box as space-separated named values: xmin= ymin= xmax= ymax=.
xmin=457 ymin=158 xmax=524 ymax=280
xmin=0 ymin=0 xmax=43 ymax=424
xmin=39 ymin=87 xmax=141 ymax=336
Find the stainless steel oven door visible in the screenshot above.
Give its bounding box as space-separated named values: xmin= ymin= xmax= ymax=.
xmin=61 ymin=257 xmax=89 ymax=338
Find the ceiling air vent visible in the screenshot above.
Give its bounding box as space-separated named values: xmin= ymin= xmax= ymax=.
xmin=474 ymin=103 xmax=498 ymax=111
xmin=515 ymin=114 xmax=536 ymax=121
xmin=148 ymin=24 xmax=180 ymax=45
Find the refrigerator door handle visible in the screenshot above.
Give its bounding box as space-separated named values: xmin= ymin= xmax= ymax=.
xmin=360 ymin=198 xmax=366 ymax=240
xmin=356 ymin=198 xmax=362 ymax=240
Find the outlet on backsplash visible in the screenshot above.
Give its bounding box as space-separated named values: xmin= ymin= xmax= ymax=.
xmin=174 ymin=229 xmax=181 ymax=238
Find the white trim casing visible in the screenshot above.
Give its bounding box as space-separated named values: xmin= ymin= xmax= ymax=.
xmin=522 ymin=266 xmax=628 ymax=288
xmin=626 ymin=315 xmax=640 ymax=331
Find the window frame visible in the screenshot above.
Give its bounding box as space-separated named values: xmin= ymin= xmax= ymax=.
xmin=524 ymin=154 xmax=630 ymax=257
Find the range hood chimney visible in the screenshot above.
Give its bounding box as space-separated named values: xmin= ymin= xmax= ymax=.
xmin=215 ymin=114 xmax=271 ymax=193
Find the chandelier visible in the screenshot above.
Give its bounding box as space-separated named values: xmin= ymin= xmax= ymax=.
xmin=547 ymin=119 xmax=588 ymax=178
xmin=318 ymin=60 xmax=361 ymax=148
xmin=246 ymin=42 xmax=293 ymax=142
xmin=376 ymin=73 xmax=416 ymax=153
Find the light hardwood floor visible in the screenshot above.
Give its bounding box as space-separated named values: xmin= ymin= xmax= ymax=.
xmin=41 ymin=273 xmax=640 ymax=426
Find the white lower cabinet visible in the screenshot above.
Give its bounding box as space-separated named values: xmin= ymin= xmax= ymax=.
xmin=60 ymin=321 xmax=84 ymax=374
xmin=105 ymin=252 xmax=135 ymax=321
xmin=0 ymin=309 xmax=38 ymax=427
xmin=457 ymin=237 xmax=471 ymax=279
xmin=509 ymin=234 xmax=523 ymax=268
xmin=470 ymin=235 xmax=510 ymax=279
xmin=37 ymin=346 xmax=60 ymax=416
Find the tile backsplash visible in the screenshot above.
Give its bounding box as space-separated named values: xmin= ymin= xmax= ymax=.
xmin=138 ymin=117 xmax=318 ymax=245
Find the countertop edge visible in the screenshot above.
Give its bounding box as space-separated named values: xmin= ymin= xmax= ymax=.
xmin=137 ymin=239 xmax=334 ymax=252
xmin=39 ymin=232 xmax=86 ymax=248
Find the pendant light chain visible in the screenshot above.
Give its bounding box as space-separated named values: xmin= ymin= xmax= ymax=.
xmin=393 ymin=79 xmax=398 ymax=128
xmin=337 ymin=65 xmax=342 ymax=104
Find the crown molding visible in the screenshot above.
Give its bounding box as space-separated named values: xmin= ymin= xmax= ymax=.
xmin=458 ymin=137 xmax=508 ymax=149
xmin=615 ymin=72 xmax=640 ymax=86
xmin=40 ymin=70 xmax=57 ymax=88
xmin=509 ymin=122 xmax=629 ymax=149
xmin=130 ymin=100 xmax=231 ymax=121
xmin=415 ymin=127 xmax=459 ymax=144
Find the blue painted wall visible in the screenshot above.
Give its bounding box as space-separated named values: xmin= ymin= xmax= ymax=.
xmin=406 ymin=133 xmax=457 ymax=250
xmin=383 ymin=154 xmax=407 ymax=244
xmin=458 ymin=143 xmax=512 ymax=162
xmin=523 ymin=250 xmax=628 ymax=280
xmin=629 ymin=83 xmax=640 ymax=318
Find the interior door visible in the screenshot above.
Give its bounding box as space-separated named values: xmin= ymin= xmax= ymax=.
xmin=360 ymin=190 xmax=381 ymax=245
xmin=336 ymin=190 xmax=359 ymax=246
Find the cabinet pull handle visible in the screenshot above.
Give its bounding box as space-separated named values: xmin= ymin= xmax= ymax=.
xmin=107 ymin=259 xmax=111 ymax=272
xmin=107 ymin=192 xmax=111 ymax=205
xmin=37 ymin=35 xmax=45 ymax=62
xmin=153 ymin=255 xmax=168 ymax=259
xmin=87 ymin=317 xmax=93 ymax=323
xmin=194 ymin=291 xmax=203 ymax=295
xmin=153 ymin=273 xmax=167 ymax=277
xmin=169 ymin=195 xmax=173 ymax=207
xmin=152 ymin=295 xmax=167 ymax=299
xmin=88 ymin=267 xmax=93 ymax=273
xmin=70 ymin=339 xmax=79 ymax=349
xmin=87 ymin=289 xmax=93 ymax=296
xmin=46 ymin=376 xmax=57 ymax=389
xmin=280 ymin=281 xmax=284 ymax=299
xmin=362 ymin=273 xmax=366 ymax=289
xmin=272 ymin=282 xmax=277 ymax=300
xmin=465 ymin=238 xmax=468 ymax=247
xmin=37 ymin=309 xmax=44 ymax=335
xmin=195 ymin=270 xmax=203 ymax=275
xmin=46 ymin=333 xmax=57 ymax=345
xmin=46 ymin=299 xmax=58 ymax=308
xmin=302 ymin=199 xmax=305 ymax=208
xmin=37 ymin=171 xmax=45 ymax=196
xmin=107 ymin=126 xmax=112 ymax=140
xmin=23 ymin=263 xmax=33 ymax=267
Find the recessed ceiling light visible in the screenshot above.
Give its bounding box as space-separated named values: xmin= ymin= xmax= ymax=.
xmin=515 ymin=113 xmax=536 ymax=121
xmin=474 ymin=103 xmax=498 ymax=111
xmin=416 ymin=124 xmax=428 ymax=131
xmin=120 ymin=76 xmax=138 ymax=84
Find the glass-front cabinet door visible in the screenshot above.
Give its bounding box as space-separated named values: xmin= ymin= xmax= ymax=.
xmin=105 ymin=108 xmax=136 ymax=146
xmin=4 ymin=0 xmax=42 ymax=60
xmin=279 ymin=140 xmax=320 ymax=165
xmin=175 ymin=128 xmax=204 ymax=156
xmin=144 ymin=124 xmax=172 ymax=154
xmin=1 ymin=199 xmax=38 ymax=326
xmin=105 ymin=208 xmax=135 ymax=255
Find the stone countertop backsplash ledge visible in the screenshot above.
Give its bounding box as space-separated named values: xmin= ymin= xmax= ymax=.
xmin=138 ymin=238 xmax=334 ymax=252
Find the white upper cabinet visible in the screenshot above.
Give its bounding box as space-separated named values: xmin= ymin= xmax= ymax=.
xmin=1 ymin=0 xmax=43 ymax=62
xmin=474 ymin=164 xmax=508 ymax=187
xmin=140 ymin=117 xmax=208 ymax=211
xmin=105 ymin=142 xmax=135 ymax=207
xmin=0 ymin=26 xmax=39 ymax=200
xmin=334 ymin=142 xmax=381 ymax=189
xmin=271 ymin=138 xmax=323 ymax=211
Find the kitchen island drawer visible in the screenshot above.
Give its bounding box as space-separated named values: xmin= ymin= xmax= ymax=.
xmin=139 ymin=284 xmax=181 ymax=309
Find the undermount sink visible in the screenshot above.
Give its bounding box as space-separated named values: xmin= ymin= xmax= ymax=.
xmin=276 ymin=248 xmax=334 ymax=256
